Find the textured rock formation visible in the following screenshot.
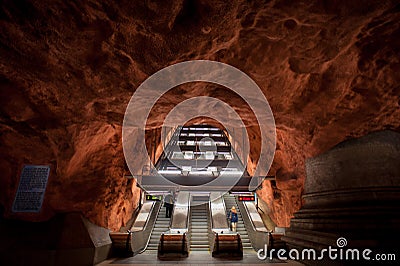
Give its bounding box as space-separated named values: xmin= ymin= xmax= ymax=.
xmin=0 ymin=0 xmax=399 ymax=230
xmin=282 ymin=131 xmax=400 ymax=251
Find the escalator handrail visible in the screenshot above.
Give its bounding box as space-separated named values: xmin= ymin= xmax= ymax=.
xmin=181 ymin=191 xmax=190 ymax=231
xmin=236 ymin=195 xmax=270 ymax=251
xmin=182 ymin=191 xmax=190 ymax=230
xmin=241 ymin=200 xmax=268 ymax=232
xmin=186 ymin=199 xmax=190 ymax=231
xmin=221 ymin=193 xmax=228 ymax=229
xmin=182 ymin=232 xmax=187 ymax=254
xmin=237 ymin=233 xmax=241 ymax=251
xmin=230 ymin=195 xmax=258 ymax=233
xmin=208 ymin=199 xmax=213 ymax=229
xmin=130 ymin=201 xmax=156 ymax=232
xmin=168 ymin=198 xmax=174 ymax=229
xmin=138 ymin=199 xmax=164 ymax=254
xmin=215 ymin=232 xmax=219 ymax=252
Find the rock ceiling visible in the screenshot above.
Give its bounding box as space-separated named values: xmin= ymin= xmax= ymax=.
xmin=0 ymin=0 xmax=399 ymax=229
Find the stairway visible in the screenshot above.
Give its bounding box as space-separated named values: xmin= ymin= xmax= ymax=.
xmin=223 ymin=193 xmax=253 ymax=249
xmin=145 ymin=204 xmax=170 ymax=252
xmin=190 ymin=203 xmax=210 ymax=251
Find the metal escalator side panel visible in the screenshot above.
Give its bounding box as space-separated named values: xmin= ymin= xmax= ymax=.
xmin=141 ymin=198 xmax=171 ymax=253
xmin=234 ymin=195 xmax=270 ymax=251
xmin=170 ymin=191 xmax=190 ymax=232
xmin=209 ymin=192 xmax=230 ymax=233
xmin=131 ymin=200 xmax=163 ymax=254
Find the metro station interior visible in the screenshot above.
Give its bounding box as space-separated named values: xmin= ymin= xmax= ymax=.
xmin=0 ymin=1 xmax=399 ymax=266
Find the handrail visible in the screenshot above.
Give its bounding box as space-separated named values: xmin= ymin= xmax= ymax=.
xmin=160 ymin=233 xmax=165 ymax=254
xmin=128 ymin=200 xmax=158 ymax=255
xmin=182 ymin=232 xmax=186 ymax=254
xmin=168 ymin=196 xmax=174 ymax=229
xmin=241 ymin=200 xmax=257 ymax=233
xmin=237 ymin=233 xmax=241 ymax=252
xmin=137 ymin=200 xmax=163 ymax=254
xmin=126 ymin=230 xmax=132 ymax=253
xmin=236 ymin=196 xmax=269 ymax=251
xmin=242 ymin=201 xmax=268 ymax=232
xmin=130 ymin=201 xmax=156 ymax=232
xmin=184 ymin=192 xmax=190 ymax=231
xmin=208 ymin=201 xmax=216 ymax=253
xmin=230 ymin=195 xmax=259 ymax=232
xmin=221 ymin=193 xmax=228 ymax=228
xmin=208 ymin=199 xmax=214 ymax=229
xmin=186 ymin=198 xmax=190 ymax=231
xmin=215 ymin=232 xmax=219 ymax=252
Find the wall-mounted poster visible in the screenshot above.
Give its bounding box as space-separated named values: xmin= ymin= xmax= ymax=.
xmin=12 ymin=165 xmax=50 ymax=213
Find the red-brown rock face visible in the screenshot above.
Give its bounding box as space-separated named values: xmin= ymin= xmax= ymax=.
xmin=0 ymin=0 xmax=399 ymax=230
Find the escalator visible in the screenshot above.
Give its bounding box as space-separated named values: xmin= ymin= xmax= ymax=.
xmin=223 ymin=193 xmax=253 ymax=250
xmin=189 ymin=203 xmax=209 ymax=251
xmin=111 ymin=191 xmax=266 ymax=259
xmin=145 ymin=204 xmax=170 ymax=252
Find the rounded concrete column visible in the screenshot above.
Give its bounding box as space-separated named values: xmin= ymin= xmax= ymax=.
xmin=282 ymin=131 xmax=400 ymax=252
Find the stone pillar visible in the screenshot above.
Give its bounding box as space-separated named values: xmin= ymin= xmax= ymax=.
xmin=282 ymin=131 xmax=400 ymax=253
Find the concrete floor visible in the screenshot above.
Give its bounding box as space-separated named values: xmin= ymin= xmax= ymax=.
xmin=97 ymin=250 xmax=304 ymax=266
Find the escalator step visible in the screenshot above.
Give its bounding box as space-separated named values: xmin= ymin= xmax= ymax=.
xmin=190 ymin=244 xmax=209 ymax=248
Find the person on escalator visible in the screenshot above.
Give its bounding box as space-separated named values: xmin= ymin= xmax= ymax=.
xmin=164 ymin=192 xmax=174 ymax=218
xmin=228 ymin=206 xmax=238 ymax=232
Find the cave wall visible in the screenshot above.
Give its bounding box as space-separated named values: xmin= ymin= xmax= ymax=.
xmin=0 ymin=0 xmax=399 ymax=230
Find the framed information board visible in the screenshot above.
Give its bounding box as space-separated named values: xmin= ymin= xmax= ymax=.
xmin=12 ymin=165 xmax=50 ymax=213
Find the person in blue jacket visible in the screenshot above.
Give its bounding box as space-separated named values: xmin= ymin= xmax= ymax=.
xmin=228 ymin=206 xmax=238 ymax=231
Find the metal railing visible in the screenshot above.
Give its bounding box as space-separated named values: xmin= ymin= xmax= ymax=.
xmin=242 ymin=201 xmax=269 ymax=232
xmin=235 ymin=196 xmax=270 ymax=251
xmin=143 ymin=200 xmax=163 ymax=252
xmin=132 ymin=200 xmax=162 ymax=254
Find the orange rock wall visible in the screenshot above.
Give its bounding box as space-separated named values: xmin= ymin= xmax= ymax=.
xmin=0 ymin=0 xmax=399 ymax=229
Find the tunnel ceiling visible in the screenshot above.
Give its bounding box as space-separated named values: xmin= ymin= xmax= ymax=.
xmin=0 ymin=0 xmax=399 ymax=230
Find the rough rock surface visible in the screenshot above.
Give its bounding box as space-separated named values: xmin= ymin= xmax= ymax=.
xmin=0 ymin=0 xmax=399 ymax=230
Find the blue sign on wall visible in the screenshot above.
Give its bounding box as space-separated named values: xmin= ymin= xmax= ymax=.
xmin=12 ymin=165 xmax=50 ymax=213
